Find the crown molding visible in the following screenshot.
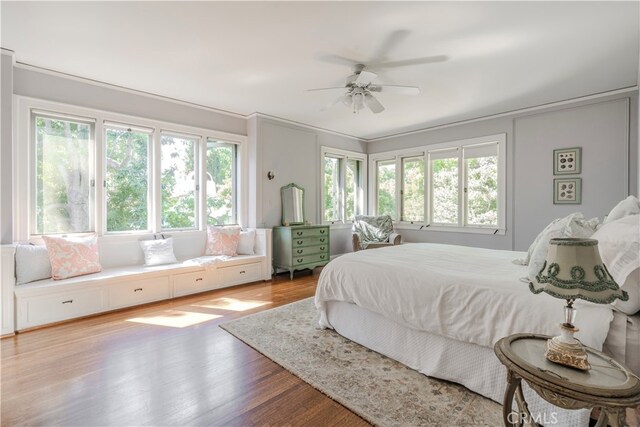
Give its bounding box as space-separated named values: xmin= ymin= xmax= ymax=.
xmin=247 ymin=112 xmax=363 ymax=141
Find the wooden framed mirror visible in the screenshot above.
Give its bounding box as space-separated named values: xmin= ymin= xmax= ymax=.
xmin=281 ymin=183 xmax=305 ymax=226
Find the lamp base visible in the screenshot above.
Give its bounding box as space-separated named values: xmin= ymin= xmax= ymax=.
xmin=545 ymin=324 xmax=590 ymax=371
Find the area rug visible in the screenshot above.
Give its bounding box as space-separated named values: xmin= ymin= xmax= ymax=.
xmin=219 ymin=298 xmax=502 ymax=427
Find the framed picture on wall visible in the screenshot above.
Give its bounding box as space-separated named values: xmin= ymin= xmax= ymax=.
xmin=553 ymin=147 xmax=582 ymax=175
xmin=553 ymin=178 xmax=582 ymax=204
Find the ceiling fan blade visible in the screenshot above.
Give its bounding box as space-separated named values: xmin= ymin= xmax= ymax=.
xmin=375 ymin=55 xmax=448 ymax=69
xmin=354 ymin=70 xmax=377 ymax=86
xmin=315 ymin=53 xmax=360 ymax=67
xmin=372 ymin=85 xmax=420 ymax=95
xmin=307 ymin=87 xmax=346 ymax=92
xmin=371 ymin=30 xmax=411 ymax=64
xmin=364 ymin=93 xmax=385 ymax=114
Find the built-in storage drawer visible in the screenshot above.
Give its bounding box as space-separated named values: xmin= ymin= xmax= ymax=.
xmin=292 ymin=252 xmax=329 ymax=266
xmin=291 ymin=227 xmax=328 ymax=239
xmin=219 ymin=262 xmax=262 ymax=286
xmin=292 ymin=235 xmax=329 ymax=248
xmin=108 ymin=276 xmax=171 ymax=309
xmin=173 ymin=270 xmax=208 ymax=297
xmin=292 ymin=244 xmax=327 ymax=257
xmin=18 ymin=288 xmax=105 ymax=328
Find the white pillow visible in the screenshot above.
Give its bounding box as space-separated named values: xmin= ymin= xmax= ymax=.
xmin=140 ymin=238 xmax=178 ymax=266
xmin=591 ymin=215 xmax=640 ymax=314
xmin=15 ymin=244 xmax=52 ymax=284
xmin=237 ymin=230 xmax=256 ymax=255
xmin=527 ymin=213 xmax=599 ymax=281
xmin=604 ymin=195 xmax=640 ymax=224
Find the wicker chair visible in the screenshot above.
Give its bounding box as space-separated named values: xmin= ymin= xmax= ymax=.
xmin=351 ymin=215 xmax=402 ymax=252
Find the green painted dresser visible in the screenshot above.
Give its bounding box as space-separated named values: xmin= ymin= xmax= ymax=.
xmin=273 ymin=225 xmax=330 ymax=279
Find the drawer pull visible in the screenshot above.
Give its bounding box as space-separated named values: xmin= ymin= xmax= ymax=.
xmin=195 ymin=278 xmax=203 ymax=282
xmin=296 ymin=231 xmax=303 ymax=236
xmin=320 ymin=246 xmax=325 ymax=251
xmin=297 ymin=240 xmax=303 ymax=245
xmin=297 ymin=258 xmax=303 ymax=263
xmin=239 ymin=270 xmax=246 ymax=274
xmin=62 ymin=299 xmax=73 ymax=304
xmin=320 ymin=255 xmax=326 ymax=259
xmin=297 ymin=249 xmax=303 ymax=254
xmin=320 ymin=238 xmax=326 ymax=243
xmin=320 ymin=229 xmax=326 ymax=234
xmin=134 ymin=288 xmax=143 ymax=292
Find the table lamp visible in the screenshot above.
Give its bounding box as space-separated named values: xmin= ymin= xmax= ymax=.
xmin=529 ymin=238 xmax=628 ymax=370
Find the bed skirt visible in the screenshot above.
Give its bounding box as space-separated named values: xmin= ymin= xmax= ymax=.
xmin=326 ymin=300 xmax=592 ymax=427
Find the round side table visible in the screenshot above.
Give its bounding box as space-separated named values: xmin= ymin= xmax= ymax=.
xmin=494 ymin=333 xmax=640 ymax=427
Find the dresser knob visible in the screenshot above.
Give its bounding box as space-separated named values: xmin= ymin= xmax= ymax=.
xmin=296 ymin=231 xmax=302 ymax=236
xmin=320 ymin=247 xmax=325 ymax=251
xmin=297 ymin=258 xmax=303 ymax=263
xmin=297 ymin=240 xmax=303 ymax=244
xmin=320 ymin=238 xmax=325 ymax=242
xmin=320 ymin=255 xmax=325 ymax=259
xmin=297 ymin=249 xmax=303 ymax=254
xmin=320 ymin=229 xmax=325 ymax=234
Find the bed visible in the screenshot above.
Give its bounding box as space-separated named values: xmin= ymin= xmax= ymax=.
xmin=315 ymin=243 xmax=640 ymax=427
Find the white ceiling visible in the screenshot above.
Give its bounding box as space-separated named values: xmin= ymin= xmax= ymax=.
xmin=2 ymin=1 xmax=638 ymax=140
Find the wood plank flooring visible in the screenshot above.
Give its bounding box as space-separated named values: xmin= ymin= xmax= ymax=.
xmin=1 ymin=272 xmax=369 ymax=426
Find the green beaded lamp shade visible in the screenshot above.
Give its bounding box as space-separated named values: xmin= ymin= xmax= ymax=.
xmin=530 ymin=238 xmax=628 ymax=304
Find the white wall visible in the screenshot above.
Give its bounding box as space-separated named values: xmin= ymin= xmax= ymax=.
xmin=368 ymin=92 xmax=638 ymax=251
xmin=0 ymin=50 xmax=14 ymax=244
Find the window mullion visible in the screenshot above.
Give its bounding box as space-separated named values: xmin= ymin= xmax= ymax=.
xmin=95 ymin=120 xmax=104 ymax=235
xmin=151 ymin=129 xmax=162 ymax=232
xmin=458 ymin=148 xmax=464 ymax=227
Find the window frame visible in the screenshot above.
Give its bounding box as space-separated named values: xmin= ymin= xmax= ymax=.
xmin=320 ymin=146 xmax=366 ymax=226
xmin=15 ymin=96 xmax=246 ymax=241
xmin=205 ymin=139 xmax=238 ymax=226
xmin=369 ymin=133 xmax=507 ymax=234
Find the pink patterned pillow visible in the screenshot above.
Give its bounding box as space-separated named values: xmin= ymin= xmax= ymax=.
xmin=42 ymin=235 xmax=102 ymax=280
xmin=206 ymin=226 xmax=241 ymax=256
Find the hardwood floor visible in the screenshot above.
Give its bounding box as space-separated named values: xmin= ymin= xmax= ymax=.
xmin=1 ymin=272 xmax=369 ymax=426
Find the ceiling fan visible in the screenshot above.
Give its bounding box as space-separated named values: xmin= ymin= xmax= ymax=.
xmin=307 ymin=64 xmax=420 ymax=114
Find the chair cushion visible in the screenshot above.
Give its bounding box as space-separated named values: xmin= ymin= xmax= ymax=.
xmin=352 ymin=215 xmax=394 ymax=249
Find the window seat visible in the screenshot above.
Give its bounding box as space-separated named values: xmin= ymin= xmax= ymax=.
xmin=2 ymin=229 xmax=273 ymax=333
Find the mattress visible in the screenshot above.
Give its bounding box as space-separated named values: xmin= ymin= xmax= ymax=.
xmin=326 ymin=300 xmax=593 ymax=426
xmin=316 ymin=243 xmax=614 ymax=351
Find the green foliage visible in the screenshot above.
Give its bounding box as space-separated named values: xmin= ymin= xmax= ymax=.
xmin=35 ymin=117 xmax=91 ymax=234
xmin=206 ymin=143 xmax=235 ymax=225
xmin=105 ymin=129 xmax=148 ymax=232
xmin=431 ymin=158 xmax=459 ymax=224
xmin=323 ymin=157 xmax=340 ymax=221
xmin=161 ymin=136 xmax=196 ymax=229
xmin=377 ymin=162 xmax=396 ymax=219
xmin=401 ymin=158 xmax=424 ymax=221
xmin=466 ymin=156 xmax=498 ymax=225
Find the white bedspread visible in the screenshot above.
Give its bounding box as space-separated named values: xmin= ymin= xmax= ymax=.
xmin=315 ymin=243 xmax=614 ymax=350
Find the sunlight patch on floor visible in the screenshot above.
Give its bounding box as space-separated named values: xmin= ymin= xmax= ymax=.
xmin=193 ymin=297 xmax=271 ymax=312
xmin=126 ymin=310 xmax=221 ymax=328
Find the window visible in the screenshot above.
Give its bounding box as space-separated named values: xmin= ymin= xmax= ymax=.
xmin=105 ymin=125 xmax=150 ymax=232
xmin=206 ymin=140 xmax=237 ymax=225
xmin=429 ymin=149 xmax=459 ymax=225
xmin=160 ymin=133 xmax=199 ymax=230
xmin=370 ymin=134 xmax=505 ymax=233
xmin=321 ymin=147 xmax=365 ymax=224
xmin=464 ymin=144 xmax=498 ymax=226
xmin=401 ymin=156 xmax=424 ymax=222
xmin=376 ymin=159 xmax=396 ymax=220
xmin=34 ymin=114 xmax=93 ymax=235
xmin=19 ymin=99 xmax=245 ymax=240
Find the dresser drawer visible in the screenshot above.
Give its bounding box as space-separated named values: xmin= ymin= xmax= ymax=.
xmin=293 ymin=252 xmax=329 ymax=266
xmin=108 ymin=276 xmax=171 ymax=309
xmin=173 ymin=271 xmax=208 ymax=297
xmin=291 ymin=227 xmax=328 ymax=239
xmin=292 ymin=235 xmax=329 ymax=248
xmin=219 ymin=262 xmax=262 ymax=286
xmin=292 ymin=244 xmax=328 ymax=257
xmin=19 ymin=288 xmax=105 ymax=328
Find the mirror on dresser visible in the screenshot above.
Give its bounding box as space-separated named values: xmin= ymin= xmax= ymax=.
xmin=281 ymin=183 xmax=305 ymax=226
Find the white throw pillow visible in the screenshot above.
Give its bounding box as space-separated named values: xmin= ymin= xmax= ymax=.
xmin=591 ymin=215 xmax=640 ymax=314
xmin=527 ymin=213 xmax=599 ymax=281
xmin=237 ymin=230 xmax=256 ymax=255
xmin=604 ymin=195 xmax=640 ymax=224
xmin=15 ymin=244 xmax=52 ymax=284
xmin=140 ymin=238 xmax=178 ymax=266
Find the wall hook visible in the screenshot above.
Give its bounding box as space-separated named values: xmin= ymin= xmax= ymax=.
xmin=267 ymin=171 xmax=275 ymax=180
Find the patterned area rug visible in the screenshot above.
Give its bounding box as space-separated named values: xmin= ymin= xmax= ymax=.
xmin=219 ymin=298 xmax=502 ymax=426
